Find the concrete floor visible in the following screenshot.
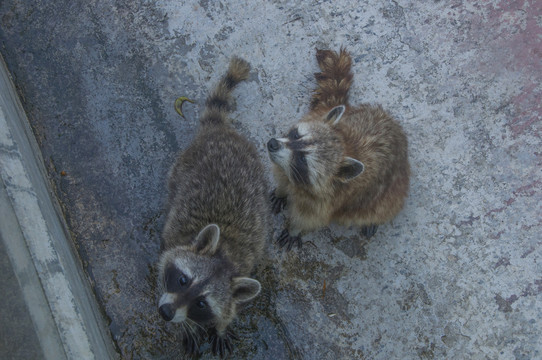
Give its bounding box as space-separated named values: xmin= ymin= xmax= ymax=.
xmin=1 ymin=0 xmax=541 ymax=359
xmin=0 ymin=238 xmax=44 ymax=360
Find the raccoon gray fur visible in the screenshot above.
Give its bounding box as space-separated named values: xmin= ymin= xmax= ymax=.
xmin=267 ymin=48 xmax=410 ymax=250
xmin=158 ymin=57 xmax=270 ymax=356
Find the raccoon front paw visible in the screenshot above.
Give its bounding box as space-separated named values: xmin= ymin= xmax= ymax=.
xmin=209 ymin=328 xmax=239 ymax=357
xmin=277 ymin=229 xmax=302 ymax=251
xmin=182 ymin=332 xmax=201 ymax=355
xmin=361 ymin=224 xmax=378 ymax=238
xmin=270 ymin=189 xmax=287 ymax=214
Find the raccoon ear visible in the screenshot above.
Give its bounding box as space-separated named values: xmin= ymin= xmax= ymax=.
xmin=231 ymin=277 xmax=261 ymax=303
xmin=337 ymin=157 xmax=364 ymax=182
xmin=325 ymin=105 xmax=346 ymax=125
xmin=193 ymin=224 xmax=220 ymax=255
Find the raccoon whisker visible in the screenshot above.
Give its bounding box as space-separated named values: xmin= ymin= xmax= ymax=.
xmin=310 ymin=161 xmax=333 ymax=189
xmin=184 ymin=319 xmax=200 ymax=340
xmin=180 ymin=322 xmax=187 ymax=337
xmin=182 ymin=320 xmax=195 ymax=335
xmin=311 ymin=165 xmax=326 ymax=184
xmin=182 ymin=322 xmax=191 ymax=337
xmin=182 ymin=321 xmax=198 ymax=345
xmin=187 ymin=318 xmax=208 ymax=335
xmin=289 ymin=163 xmax=303 ymax=183
xmin=180 ymin=321 xmax=201 ymax=354
xmin=179 ymin=322 xmax=189 ymax=344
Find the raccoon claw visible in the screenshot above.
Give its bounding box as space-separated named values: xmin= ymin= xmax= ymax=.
xmin=270 ymin=190 xmax=287 ymax=214
xmin=209 ymin=328 xmax=238 ymax=357
xmin=182 ymin=333 xmax=200 ymax=355
xmin=277 ymin=229 xmax=302 ymax=251
xmin=361 ymin=224 xmax=378 ymax=238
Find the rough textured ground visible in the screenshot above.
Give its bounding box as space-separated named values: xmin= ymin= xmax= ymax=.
xmin=0 ymin=238 xmax=44 ymax=359
xmin=1 ymin=0 xmax=541 ymax=359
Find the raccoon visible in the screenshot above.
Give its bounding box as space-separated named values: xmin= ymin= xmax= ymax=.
xmin=157 ymin=58 xmax=270 ymax=356
xmin=267 ymin=48 xmax=410 ymax=250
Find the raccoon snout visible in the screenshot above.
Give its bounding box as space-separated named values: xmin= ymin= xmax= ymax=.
xmin=159 ymin=304 xmax=175 ymax=322
xmin=267 ymin=138 xmax=281 ymax=152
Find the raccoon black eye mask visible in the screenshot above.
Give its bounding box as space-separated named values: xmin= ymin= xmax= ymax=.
xmin=164 ymin=265 xmax=190 ymax=292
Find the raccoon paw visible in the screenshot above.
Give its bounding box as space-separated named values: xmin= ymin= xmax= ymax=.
xmin=209 ymin=328 xmax=238 ymax=357
xmin=270 ymin=189 xmax=287 ymax=214
xmin=361 ymin=224 xmax=379 ymax=238
xmin=182 ymin=332 xmax=201 ymax=355
xmin=277 ymin=229 xmax=302 ymax=251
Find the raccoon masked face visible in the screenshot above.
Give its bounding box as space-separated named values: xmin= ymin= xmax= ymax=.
xmin=157 ymin=224 xmax=261 ymax=328
xmin=267 ymin=106 xmax=365 ymax=188
xmin=158 ymin=259 xmax=222 ymax=325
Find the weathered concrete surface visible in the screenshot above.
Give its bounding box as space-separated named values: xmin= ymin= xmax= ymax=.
xmin=0 ymin=234 xmax=44 ymax=359
xmin=1 ymin=0 xmax=540 ymax=358
xmin=0 ymin=57 xmax=118 ymax=358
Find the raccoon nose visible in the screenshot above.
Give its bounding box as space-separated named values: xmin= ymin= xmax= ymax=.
xmin=267 ymin=138 xmax=280 ymax=152
xmin=159 ymin=304 xmax=175 ymax=322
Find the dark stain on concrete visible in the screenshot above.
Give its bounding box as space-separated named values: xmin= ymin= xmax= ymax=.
xmin=495 ymin=293 xmax=517 ymax=313
xmin=494 ymin=256 xmax=510 ymax=269
xmin=457 ymin=214 xmax=480 ymax=227
xmin=521 ymin=279 xmax=542 ymax=297
xmin=398 ymin=283 xmax=432 ymax=311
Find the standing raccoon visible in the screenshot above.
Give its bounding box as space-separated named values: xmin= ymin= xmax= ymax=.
xmin=158 ymin=58 xmax=269 ymax=356
xmin=267 ymin=48 xmax=410 ymax=250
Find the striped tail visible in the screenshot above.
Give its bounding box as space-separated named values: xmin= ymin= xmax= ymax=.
xmin=200 ymin=57 xmax=251 ymax=126
xmin=310 ymin=48 xmax=353 ymax=111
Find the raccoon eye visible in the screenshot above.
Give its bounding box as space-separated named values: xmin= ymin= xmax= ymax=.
xmin=178 ymin=275 xmax=188 ymax=287
xmin=288 ymin=128 xmax=301 ymax=140
xmin=196 ymin=300 xmax=207 ymax=309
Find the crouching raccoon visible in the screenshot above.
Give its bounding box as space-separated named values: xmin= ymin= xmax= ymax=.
xmin=267 ymin=48 xmax=410 ymax=250
xmin=157 ymin=57 xmax=270 ymax=356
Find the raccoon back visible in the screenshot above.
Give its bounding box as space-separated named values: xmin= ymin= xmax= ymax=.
xmin=163 ymin=127 xmax=269 ymax=274
xmin=332 ymin=105 xmax=410 ymax=225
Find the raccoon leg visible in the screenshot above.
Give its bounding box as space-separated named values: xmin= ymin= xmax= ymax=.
xmin=277 ymin=229 xmax=303 ymax=251
xmin=270 ymin=189 xmax=287 ymax=214
xmin=209 ymin=327 xmax=239 ymax=357
xmin=361 ymin=224 xmax=379 ymax=238
xmin=277 ymin=209 xmax=326 ymax=250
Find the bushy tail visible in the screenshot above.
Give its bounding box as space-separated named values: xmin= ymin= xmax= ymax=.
xmin=200 ymin=57 xmax=251 ymax=126
xmin=310 ymin=48 xmax=353 ymax=111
